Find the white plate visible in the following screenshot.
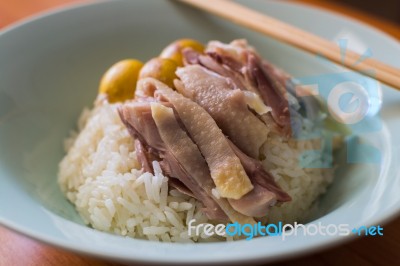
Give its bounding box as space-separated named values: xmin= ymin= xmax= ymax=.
xmin=0 ymin=0 xmax=399 ymax=264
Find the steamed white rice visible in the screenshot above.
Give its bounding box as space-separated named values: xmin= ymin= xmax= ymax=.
xmin=58 ymin=99 xmax=334 ymax=242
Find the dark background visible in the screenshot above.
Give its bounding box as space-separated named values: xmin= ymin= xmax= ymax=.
xmin=339 ymin=0 xmax=400 ymax=24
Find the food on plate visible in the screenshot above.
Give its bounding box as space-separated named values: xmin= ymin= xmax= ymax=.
xmin=99 ymin=59 xmax=143 ymax=103
xmin=160 ymin=38 xmax=205 ymax=66
xmin=139 ymin=57 xmax=178 ymax=88
xmin=58 ymin=39 xmax=346 ymax=242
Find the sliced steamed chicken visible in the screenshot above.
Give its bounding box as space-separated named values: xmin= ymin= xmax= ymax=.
xmin=117 ymin=39 xmax=303 ymax=222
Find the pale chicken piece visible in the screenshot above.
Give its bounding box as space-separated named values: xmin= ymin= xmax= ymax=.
xmin=243 ymin=91 xmax=271 ymax=116
xmin=138 ymin=78 xmax=253 ymax=200
xmin=151 ymin=103 xmax=255 ymax=224
xmin=206 ymin=39 xmax=253 ymax=65
xmin=175 ymin=65 xmax=270 ymax=159
xmin=228 ymin=185 xmax=277 ymax=217
xmin=185 ymin=40 xmax=294 ymax=136
xmin=151 ymin=103 xmax=214 ymax=191
xmin=246 ymin=54 xmax=292 ymax=134
xmin=118 ymin=101 xmax=227 ymax=220
xmin=183 ymin=47 xmax=271 ymax=116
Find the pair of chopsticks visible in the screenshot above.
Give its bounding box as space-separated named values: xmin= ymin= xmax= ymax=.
xmin=179 ymin=0 xmax=400 ymax=91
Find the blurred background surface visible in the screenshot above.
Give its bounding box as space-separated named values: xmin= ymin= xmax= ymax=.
xmin=0 ymin=0 xmax=399 ymax=27
xmin=338 ymin=0 xmax=400 ymax=23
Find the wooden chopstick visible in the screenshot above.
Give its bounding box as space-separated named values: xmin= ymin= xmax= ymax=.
xmin=179 ymin=0 xmax=400 ymax=90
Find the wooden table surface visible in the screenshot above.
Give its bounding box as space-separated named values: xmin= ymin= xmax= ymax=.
xmin=0 ymin=0 xmax=399 ymax=265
